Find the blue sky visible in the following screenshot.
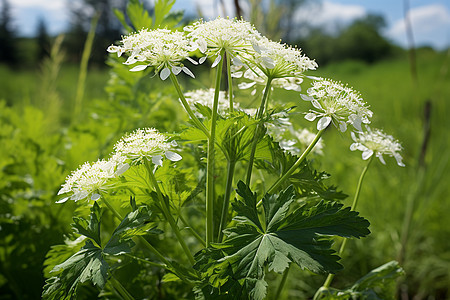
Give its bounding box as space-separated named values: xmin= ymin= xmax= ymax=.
xmin=9 ymin=0 xmax=450 ymax=49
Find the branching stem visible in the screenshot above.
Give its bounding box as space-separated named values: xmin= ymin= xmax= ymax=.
xmin=206 ymin=50 xmax=225 ymax=246
xmin=245 ymin=77 xmax=273 ymax=185
xmin=144 ymin=159 xmax=195 ymax=265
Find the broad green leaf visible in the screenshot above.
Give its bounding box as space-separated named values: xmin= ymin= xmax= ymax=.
xmin=154 ymin=0 xmax=176 ymax=28
xmin=43 ymin=203 xmax=158 ymax=299
xmin=195 ymin=182 xmax=370 ymax=299
xmin=127 ymin=0 xmax=153 ymax=31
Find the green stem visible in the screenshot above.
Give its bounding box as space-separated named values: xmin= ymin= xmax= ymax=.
xmin=144 ymin=159 xmax=195 ymax=265
xmin=124 ymin=253 xmax=168 ymax=269
xmin=245 ymin=77 xmax=274 ymax=185
xmin=169 ymin=72 xmax=210 ymax=139
xmin=261 ymin=129 xmax=324 ymax=203
xmin=109 ymin=275 xmax=135 ymax=300
xmin=217 ymin=159 xmax=237 ymax=242
xmin=101 ymin=197 xmax=172 ymax=268
xmin=178 ymin=213 xmax=206 ymax=247
xmin=275 ymin=268 xmax=290 ymax=299
xmin=206 ymin=50 xmax=225 ymax=246
xmin=226 ymin=53 xmax=233 ymax=113
xmin=317 ymin=155 xmax=374 ymax=294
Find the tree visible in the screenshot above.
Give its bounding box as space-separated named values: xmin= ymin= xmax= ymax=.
xmin=0 ymin=0 xmax=17 ymax=64
xmin=36 ymin=18 xmax=51 ymax=61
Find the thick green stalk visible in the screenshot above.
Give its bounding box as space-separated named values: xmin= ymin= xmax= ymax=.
xmin=263 ymin=129 xmax=325 ymax=199
xmin=275 ymin=268 xmax=290 ymax=299
xmin=109 ymin=275 xmax=135 ymax=300
xmin=245 ymin=77 xmax=274 ymax=185
xmin=101 ymin=197 xmax=172 ymax=269
xmin=226 ymin=53 xmax=234 ymax=113
xmin=144 ymin=159 xmax=195 ymax=265
xmin=206 ymin=50 xmax=225 ymax=246
xmin=315 ymin=155 xmax=374 ymax=297
xmin=217 ymin=159 xmax=236 ymax=242
xmin=178 ymin=213 xmax=206 ymax=247
xmin=169 ymin=72 xmax=210 ymax=139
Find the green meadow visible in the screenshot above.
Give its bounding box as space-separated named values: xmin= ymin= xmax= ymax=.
xmin=1 ymin=36 xmax=449 ymax=299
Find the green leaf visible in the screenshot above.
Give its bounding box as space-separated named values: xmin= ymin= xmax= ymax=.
xmin=43 ymin=203 xmax=158 ymax=299
xmin=318 ymin=261 xmax=405 ymax=300
xmin=196 ymin=182 xmax=371 ymax=299
xmin=113 ymin=8 xmax=133 ymax=33
xmin=127 ymin=0 xmax=153 ymax=31
xmin=72 ymin=202 xmax=102 ymax=246
xmin=154 ymin=0 xmax=176 ymax=28
xmin=42 ymin=240 xmax=108 ymax=299
xmin=256 ymin=137 xmax=347 ymax=201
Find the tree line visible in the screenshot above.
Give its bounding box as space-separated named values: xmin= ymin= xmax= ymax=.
xmin=0 ymin=0 xmax=400 ymax=68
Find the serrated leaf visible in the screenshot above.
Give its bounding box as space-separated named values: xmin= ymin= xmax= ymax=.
xmin=196 ymin=182 xmax=370 ymax=299
xmin=44 ymin=204 xmax=158 ymax=299
xmin=318 ymin=261 xmax=405 ymax=300
xmin=127 ymin=0 xmax=153 ymax=31
xmin=72 ymin=202 xmax=102 ymax=246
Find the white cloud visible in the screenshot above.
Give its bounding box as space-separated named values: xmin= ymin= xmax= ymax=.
xmin=12 ymin=0 xmax=66 ymax=12
xmin=295 ymin=1 xmax=366 ymax=32
xmin=387 ymin=4 xmax=450 ymax=49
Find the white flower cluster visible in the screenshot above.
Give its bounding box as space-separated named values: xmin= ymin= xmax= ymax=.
xmin=350 ymin=127 xmax=405 ymax=166
xmin=184 ymin=89 xmax=235 ymax=117
xmin=302 ymin=78 xmax=373 ymax=132
xmin=57 ymin=154 xmax=129 ymax=203
xmin=107 ymin=28 xmax=197 ymax=80
xmin=184 ymin=17 xmax=261 ymax=67
xmin=114 ymin=128 xmax=182 ymax=166
xmin=57 ymin=128 xmax=182 ymax=203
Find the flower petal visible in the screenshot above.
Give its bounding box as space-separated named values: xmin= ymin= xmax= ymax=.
xmin=339 ymin=121 xmax=347 ymax=132
xmin=172 ymin=66 xmax=182 ymax=75
xmin=211 ymin=54 xmax=222 ymax=68
xmin=160 ymin=68 xmax=171 ymax=80
xmin=56 ymin=197 xmax=70 ymax=204
xmin=300 ymin=94 xmax=314 ymax=101
xmin=304 ymin=112 xmax=317 ymax=121
xmin=165 ymin=151 xmax=182 ymax=162
xmin=317 ymin=116 xmax=332 ymax=130
xmin=182 ymin=67 xmax=195 ymax=78
xmin=152 ymin=155 xmax=163 ymax=166
xmin=362 ymin=149 xmax=374 ymax=160
xmin=130 ymin=64 xmax=148 ymax=72
xmin=115 ymin=163 xmax=130 ymax=176
xmin=91 ymin=193 xmax=101 ymax=201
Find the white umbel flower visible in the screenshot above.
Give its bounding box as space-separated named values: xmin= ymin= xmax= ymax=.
xmin=350 ymin=127 xmax=405 ymax=167
xmin=184 ymin=89 xmax=236 ymax=117
xmin=184 ymin=17 xmax=260 ymax=67
xmin=107 ymin=28 xmax=197 ymax=80
xmin=114 ymin=128 xmax=182 ymax=166
xmin=301 ymin=78 xmax=373 ymax=132
xmin=249 ymin=36 xmax=317 ymax=78
xmin=56 ymin=155 xmax=128 ymax=203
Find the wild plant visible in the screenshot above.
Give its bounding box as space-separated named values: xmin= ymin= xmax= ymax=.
xmin=42 ymin=1 xmax=405 ymax=299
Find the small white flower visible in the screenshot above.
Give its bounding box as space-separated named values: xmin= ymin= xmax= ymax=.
xmin=113 ymin=128 xmax=182 ymax=166
xmin=248 ymin=36 xmax=317 ymax=78
xmin=56 ymin=156 xmax=127 ymax=203
xmin=184 ymin=89 xmax=237 ymax=117
xmin=184 ymin=17 xmax=260 ymax=67
xmin=302 ymin=78 xmax=373 ymax=132
xmin=107 ymin=28 xmax=197 ymax=79
xmin=350 ymin=127 xmax=405 ymax=167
